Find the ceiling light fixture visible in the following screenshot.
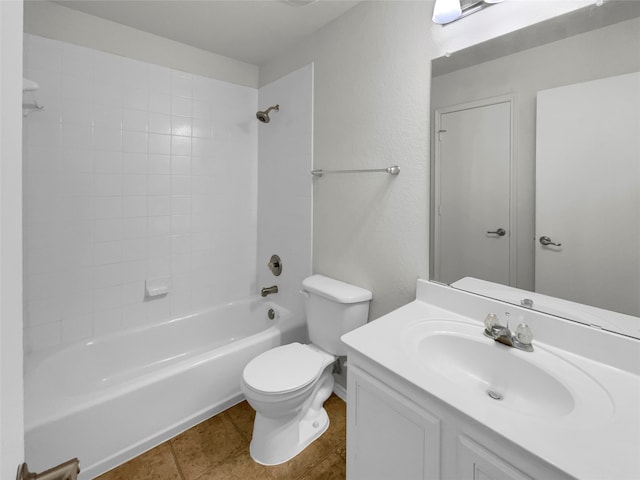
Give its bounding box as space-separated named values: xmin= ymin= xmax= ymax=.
xmin=432 ymin=0 xmax=462 ymax=24
xmin=433 ymin=0 xmax=505 ymax=25
xmin=283 ymin=0 xmax=319 ymax=7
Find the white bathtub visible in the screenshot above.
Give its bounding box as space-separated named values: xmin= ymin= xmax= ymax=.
xmin=24 ymin=297 xmax=306 ymax=479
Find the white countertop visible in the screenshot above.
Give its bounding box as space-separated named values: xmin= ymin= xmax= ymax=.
xmin=342 ymin=281 xmax=640 ymax=480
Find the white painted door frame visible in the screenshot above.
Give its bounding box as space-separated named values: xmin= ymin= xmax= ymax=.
xmin=0 ymin=0 xmax=25 ymax=477
xmin=434 ymin=94 xmax=518 ymax=286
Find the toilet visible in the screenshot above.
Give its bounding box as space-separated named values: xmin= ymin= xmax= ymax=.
xmin=241 ymin=274 xmax=372 ymax=465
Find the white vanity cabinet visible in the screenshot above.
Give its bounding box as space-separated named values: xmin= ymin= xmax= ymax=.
xmin=346 ymin=364 xmax=441 ymax=480
xmin=346 ymin=355 xmax=571 ymax=480
xmin=456 ymin=436 xmax=534 ymax=480
xmin=342 ymin=280 xmax=640 ymax=480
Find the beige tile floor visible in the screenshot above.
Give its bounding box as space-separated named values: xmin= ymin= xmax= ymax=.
xmin=95 ymin=395 xmax=346 ymax=480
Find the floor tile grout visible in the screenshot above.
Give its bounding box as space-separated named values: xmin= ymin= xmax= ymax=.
xmin=224 ymin=410 xmax=251 ymax=444
xmin=222 ymin=410 xmax=278 ymax=480
xmin=168 ymin=441 xmax=187 ymax=480
xmin=95 ymin=395 xmax=346 ymax=480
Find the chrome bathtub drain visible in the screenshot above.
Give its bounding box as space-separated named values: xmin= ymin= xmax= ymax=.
xmin=486 ymin=389 xmax=504 ymax=401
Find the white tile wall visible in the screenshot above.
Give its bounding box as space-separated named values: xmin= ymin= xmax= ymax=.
xmin=23 ymin=34 xmax=258 ymax=352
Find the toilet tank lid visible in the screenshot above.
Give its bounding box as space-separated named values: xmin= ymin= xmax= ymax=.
xmin=302 ymin=275 xmax=372 ymax=303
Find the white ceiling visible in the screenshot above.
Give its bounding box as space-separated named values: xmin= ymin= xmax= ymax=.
xmin=53 ymin=0 xmax=363 ymax=66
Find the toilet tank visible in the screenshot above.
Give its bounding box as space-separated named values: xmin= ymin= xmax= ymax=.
xmin=302 ymin=275 xmax=372 ymax=356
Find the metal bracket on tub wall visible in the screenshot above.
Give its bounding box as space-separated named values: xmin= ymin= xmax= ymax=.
xmin=17 ymin=458 xmax=80 ymax=480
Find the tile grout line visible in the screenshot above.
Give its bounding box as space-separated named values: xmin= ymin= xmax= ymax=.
xmin=168 ymin=441 xmax=187 ymax=480
xmin=293 ymin=447 xmax=335 ymax=480
xmin=292 ymin=406 xmax=345 ymax=480
xmin=223 ymin=409 xmax=250 ymax=444
xmin=223 ymin=411 xmax=277 ymax=480
xmin=95 ymin=396 xmax=347 ymax=480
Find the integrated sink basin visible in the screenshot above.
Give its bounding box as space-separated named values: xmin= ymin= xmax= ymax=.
xmin=402 ymin=319 xmax=614 ymax=421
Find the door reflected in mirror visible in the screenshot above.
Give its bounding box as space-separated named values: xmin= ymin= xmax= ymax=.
xmin=430 ymin=1 xmax=640 ymax=338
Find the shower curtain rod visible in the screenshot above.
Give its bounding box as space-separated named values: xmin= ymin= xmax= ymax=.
xmin=311 ymin=165 xmax=400 ymax=177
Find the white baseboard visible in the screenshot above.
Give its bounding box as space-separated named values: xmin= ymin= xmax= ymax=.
xmin=333 ymin=383 xmax=347 ymax=402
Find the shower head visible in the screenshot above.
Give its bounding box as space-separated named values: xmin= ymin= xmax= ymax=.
xmin=256 ymin=104 xmax=279 ymax=123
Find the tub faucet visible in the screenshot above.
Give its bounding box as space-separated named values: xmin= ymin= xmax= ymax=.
xmin=483 ymin=313 xmax=534 ymax=352
xmin=261 ymin=285 xmax=278 ymax=297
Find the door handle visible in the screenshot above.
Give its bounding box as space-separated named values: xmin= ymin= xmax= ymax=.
xmin=487 ymin=228 xmax=506 ymax=236
xmin=539 ymin=236 xmax=562 ymax=247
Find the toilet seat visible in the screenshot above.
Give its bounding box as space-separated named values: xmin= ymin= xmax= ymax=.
xmin=242 ymin=343 xmax=327 ymax=395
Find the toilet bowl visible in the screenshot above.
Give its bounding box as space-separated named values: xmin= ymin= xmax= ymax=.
xmin=241 ymin=275 xmax=372 ymax=465
xmin=241 ymin=343 xmax=335 ymax=465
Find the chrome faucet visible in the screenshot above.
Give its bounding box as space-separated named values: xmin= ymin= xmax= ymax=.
xmin=261 ymin=285 xmax=278 ymax=297
xmin=483 ymin=313 xmax=534 ymax=352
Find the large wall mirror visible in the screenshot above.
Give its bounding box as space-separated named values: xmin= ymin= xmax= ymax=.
xmin=430 ymin=0 xmax=640 ymax=339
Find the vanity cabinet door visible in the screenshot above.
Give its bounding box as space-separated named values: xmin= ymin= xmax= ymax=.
xmin=347 ymin=366 xmax=441 ymax=480
xmin=457 ymin=435 xmax=533 ymax=480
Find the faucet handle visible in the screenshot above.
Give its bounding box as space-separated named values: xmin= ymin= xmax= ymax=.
xmin=267 ymin=254 xmax=282 ymax=276
xmin=515 ymin=323 xmax=534 ymax=345
xmin=484 ymin=313 xmax=499 ymax=330
xmin=484 ymin=313 xmax=500 ymax=337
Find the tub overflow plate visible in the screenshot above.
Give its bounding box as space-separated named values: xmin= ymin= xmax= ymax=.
xmin=486 ymin=389 xmax=504 ymax=401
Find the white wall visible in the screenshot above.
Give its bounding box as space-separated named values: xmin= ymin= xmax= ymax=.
xmin=259 ymin=0 xmax=594 ymax=321
xmin=261 ymin=1 xmax=431 ymax=320
xmin=1 ymin=0 xmax=25 ymax=476
xmin=24 ymin=1 xmax=258 ymax=88
xmin=5 ymin=0 xmax=600 ymax=473
xmin=257 ymin=64 xmax=313 ymax=320
xmin=20 ymin=0 xmax=597 ymax=331
xmin=23 ymin=34 xmax=258 ymax=352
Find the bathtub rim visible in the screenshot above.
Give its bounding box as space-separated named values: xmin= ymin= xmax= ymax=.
xmin=24 ymin=297 xmax=297 ymax=431
xmin=25 ymin=295 xmax=288 ymax=368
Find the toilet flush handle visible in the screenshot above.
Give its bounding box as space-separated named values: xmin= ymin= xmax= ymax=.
xmin=299 ymin=289 xmax=310 ymax=299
